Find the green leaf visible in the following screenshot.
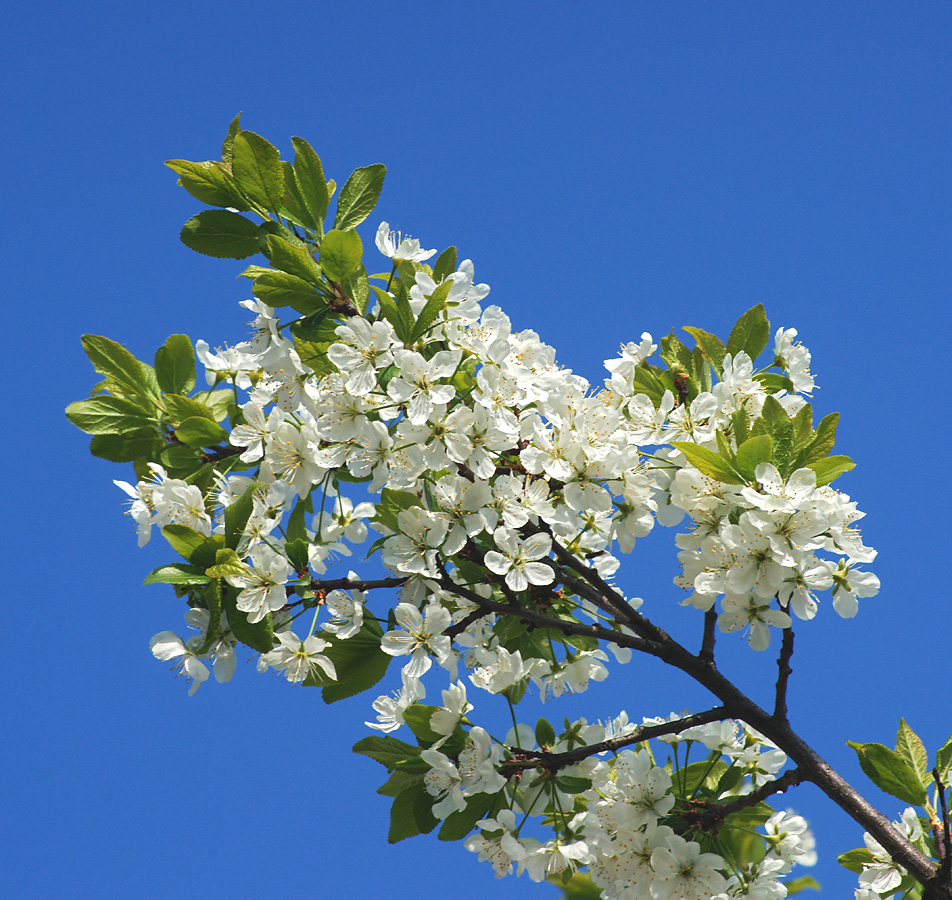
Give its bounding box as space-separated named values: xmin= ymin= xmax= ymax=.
xmin=837 ymin=847 xmax=877 ymax=873
xmin=388 ymin=783 xmax=438 ymax=843
xmin=161 ymin=526 xmax=223 ymax=568
xmin=66 ymin=396 xmax=157 ymax=435
xmin=376 ymin=770 xmax=424 ymax=798
xmin=164 ymin=159 xmax=250 ymax=210
xmin=89 ymin=431 xmax=164 ymax=463
xmin=320 ymin=228 xmax=363 ymax=283
xmin=285 ymin=493 xmax=311 ymax=544
xmin=409 ymin=278 xmax=453 ymax=344
xmin=785 ymin=876 xmax=821 ymax=894
xmin=290 ymin=136 xmax=330 ymax=222
xmin=231 ymin=130 xmax=284 ymax=211
xmin=793 ymin=412 xmax=840 ymax=468
xmin=205 ymin=547 xmax=246 ymax=578
xmin=175 ymin=416 xmax=229 ymax=447
xmin=353 ymin=735 xmax=420 ymax=770
xmin=791 ymin=403 xmax=814 ymax=449
xmin=342 ymin=264 xmax=370 ymax=315
xmin=432 ymin=246 xmax=457 ymax=283
xmin=221 ymin=113 xmax=242 ymax=164
xmin=670 ymin=441 xmax=745 ymax=484
xmin=402 ymin=705 xmax=443 ymax=744
xmin=555 ymin=775 xmax=593 ymax=794
xmin=371 ymin=488 xmax=423 ymax=532
xmin=758 ymin=395 xmax=794 ymax=475
xmin=734 ymin=434 xmax=774 ymax=482
xmin=807 ymin=454 xmax=855 ymax=486
xmin=683 ymin=326 xmax=726 ymax=377
xmin=659 ymin=331 xmax=694 ymax=374
xmin=545 ymin=873 xmax=602 ymax=900
xmin=371 ymin=286 xmax=412 ymax=344
xmin=154 ymin=334 xmax=196 ymax=395
xmin=896 ymin=719 xmax=929 ymax=781
xmin=81 ymin=334 xmax=158 ymax=399
xmin=731 ymin=408 xmax=750 ymax=445
xmin=221 ymin=584 xmax=273 ymax=653
xmin=180 ymin=209 xmax=260 ymax=259
xmin=289 ymin=307 xmax=334 ymax=342
xmin=334 ymin=163 xmax=386 ymax=230
xmin=319 ymin=621 xmax=392 ymax=703
xmin=251 ymin=270 xmax=324 ymax=314
xmin=936 ymin=734 xmax=952 ymax=780
xmin=264 ymin=234 xmax=323 ymax=285
xmin=535 ymin=718 xmax=557 ymax=748
xmin=438 ymin=792 xmax=495 ymax=841
xmin=143 ymin=563 xmax=210 ymax=586
xmin=224 ymin=483 xmax=256 ymax=550
xmin=203 ymin=390 xmax=234 ymax=423
xmin=753 ymin=371 xmax=795 ymax=394
xmin=847 ymin=740 xmax=927 ymax=805
xmin=726 ymin=304 xmax=770 ymax=363
xmin=163 ymin=393 xmax=216 ymax=426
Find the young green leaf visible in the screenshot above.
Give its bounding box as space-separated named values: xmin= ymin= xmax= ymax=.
xmin=734 ymin=434 xmax=774 ymax=481
xmin=154 ymin=334 xmax=196 ymax=395
xmin=895 ymin=719 xmax=929 ymax=782
xmin=221 ymin=113 xmax=242 ymax=164
xmin=670 ymin=442 xmax=745 ymax=484
xmin=174 ymin=416 xmax=229 ymax=447
xmin=164 ymin=159 xmax=250 ymax=210
xmin=334 ymin=163 xmax=386 ymax=230
xmin=807 ymin=455 xmax=855 ymax=486
xmin=231 ymin=130 xmax=285 ymax=212
xmin=263 ymin=234 xmax=323 ymax=285
xmin=251 ymin=270 xmax=324 ymax=314
xmin=66 ymin=396 xmax=158 ymax=435
xmin=320 ymin=228 xmax=364 ymax=283
xmin=180 ymin=209 xmax=260 ymax=259
xmin=89 ymin=431 xmax=165 ymax=463
xmin=683 ymin=326 xmax=726 ymax=377
xmin=726 ymin=303 xmax=770 ymax=363
xmin=847 ymin=740 xmax=927 ymax=806
xmin=224 ymin=483 xmax=256 ymax=550
xmin=432 ymin=246 xmax=458 ymax=283
xmin=81 ymin=334 xmax=159 ymax=399
xmin=353 ymin=735 xmax=420 ymax=770
xmin=290 ymin=136 xmax=330 ymax=223
xmin=143 ymin=563 xmax=211 ymax=586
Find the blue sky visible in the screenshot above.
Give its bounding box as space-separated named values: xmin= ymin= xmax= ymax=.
xmin=4 ymin=2 xmax=951 ymax=897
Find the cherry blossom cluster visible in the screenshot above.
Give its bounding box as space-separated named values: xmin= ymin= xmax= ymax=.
xmin=113 ymin=221 xmax=896 ymax=899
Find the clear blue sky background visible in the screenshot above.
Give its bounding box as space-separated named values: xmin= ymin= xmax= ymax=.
xmin=4 ymin=2 xmax=950 ymax=897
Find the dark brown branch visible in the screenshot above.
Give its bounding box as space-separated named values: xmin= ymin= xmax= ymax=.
xmin=434 ymin=571 xmax=657 ymax=655
xmin=774 ymin=624 xmax=795 ymax=721
xmin=499 ymin=706 xmax=731 ymax=775
xmin=699 ymin=607 xmax=717 ymax=664
xmin=444 ymin=606 xmax=492 ymax=639
xmin=312 ymin=575 xmax=408 ymax=592
xmin=700 ymin=766 xmax=805 ymax=825
xmin=934 ymin=769 xmax=952 ymax=877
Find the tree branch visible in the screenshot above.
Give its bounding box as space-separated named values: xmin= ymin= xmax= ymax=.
xmin=699 ymin=607 xmax=717 ymax=664
xmin=499 ymin=706 xmax=731 ymax=774
xmin=774 ymin=624 xmax=795 ymax=721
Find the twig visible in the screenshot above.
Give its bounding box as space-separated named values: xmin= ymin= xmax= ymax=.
xmin=699 ymin=607 xmax=717 ymax=664
xmin=774 ymin=624 xmax=795 ymax=721
xmin=499 ymin=706 xmax=730 ymax=774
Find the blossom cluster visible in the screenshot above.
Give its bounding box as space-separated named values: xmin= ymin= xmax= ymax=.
xmin=107 ymin=221 xmax=888 ymax=898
